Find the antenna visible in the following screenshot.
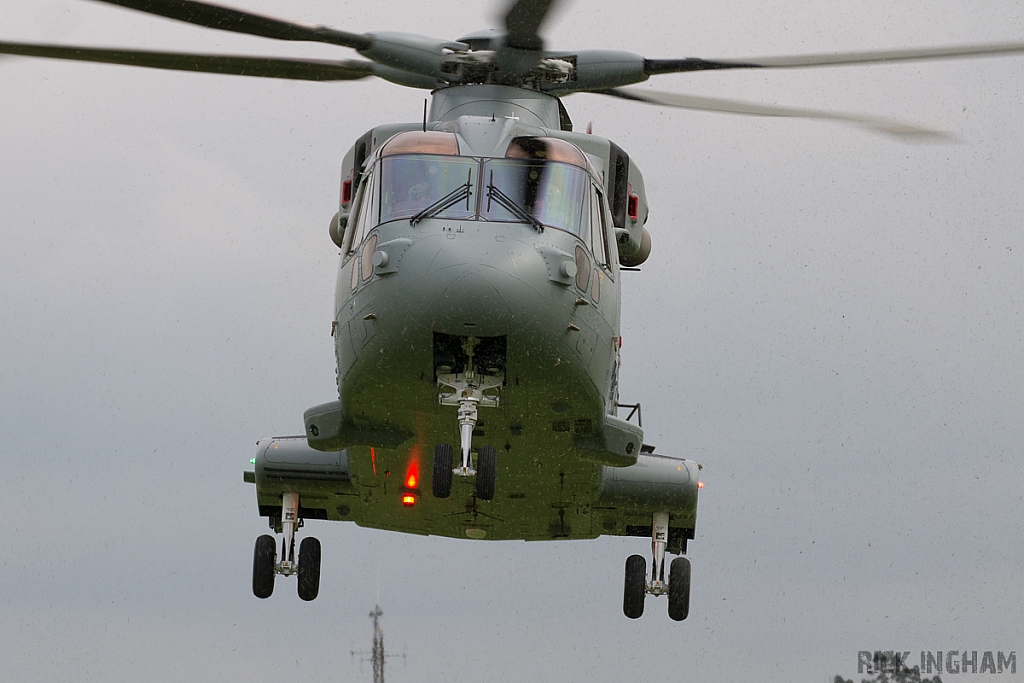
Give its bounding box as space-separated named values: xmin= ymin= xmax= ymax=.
xmin=422 ymin=99 xmax=428 ymax=132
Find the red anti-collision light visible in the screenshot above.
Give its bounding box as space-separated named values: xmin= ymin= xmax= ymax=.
xmin=342 ymin=178 xmax=353 ymax=205
xmin=627 ymin=192 xmax=639 ymax=221
xmin=402 ymin=452 xmax=420 ymax=507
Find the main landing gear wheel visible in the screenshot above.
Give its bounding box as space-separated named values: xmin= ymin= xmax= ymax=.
xmin=297 ymin=537 xmax=321 ymax=602
xmin=668 ymin=556 xmax=691 ymax=621
xmin=623 ymin=554 xmax=646 ymax=619
xmin=432 ymin=443 xmax=453 ymax=498
xmin=476 ymin=445 xmax=497 ymax=500
xmin=620 ymin=512 xmax=696 ymax=620
xmin=251 ymin=491 xmax=321 ymax=602
xmin=252 ymin=534 xmax=276 ymax=599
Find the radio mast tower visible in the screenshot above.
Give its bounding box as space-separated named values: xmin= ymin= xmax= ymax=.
xmin=369 ymin=605 xmax=385 ymax=683
xmin=352 ymin=605 xmax=403 ymax=683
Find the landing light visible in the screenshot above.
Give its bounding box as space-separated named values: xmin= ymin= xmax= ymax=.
xmin=402 ymin=493 xmax=417 ymax=507
xmin=698 ymin=481 xmax=705 ymax=489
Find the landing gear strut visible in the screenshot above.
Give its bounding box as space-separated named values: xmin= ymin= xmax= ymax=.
xmin=251 ymin=490 xmax=322 ymax=600
xmin=622 ymin=512 xmax=691 ymax=620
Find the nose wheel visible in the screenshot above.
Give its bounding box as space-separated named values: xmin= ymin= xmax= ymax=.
xmin=431 ymin=442 xmax=497 ymax=500
xmin=432 ymin=443 xmax=454 ymax=498
xmin=476 ymin=446 xmax=497 ymax=500
xmin=251 ymin=490 xmax=322 ymax=600
xmin=621 ymin=512 xmax=692 ymax=621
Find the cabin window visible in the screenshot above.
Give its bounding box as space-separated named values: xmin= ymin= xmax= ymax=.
xmin=377 ymin=155 xmax=477 ymax=225
xmin=480 ymin=159 xmax=589 ymax=235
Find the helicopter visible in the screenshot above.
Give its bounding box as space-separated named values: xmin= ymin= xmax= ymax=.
xmin=5 ymin=0 xmax=1024 ymax=622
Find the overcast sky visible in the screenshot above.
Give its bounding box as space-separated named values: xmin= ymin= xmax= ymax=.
xmin=1 ymin=1 xmax=1022 ymax=681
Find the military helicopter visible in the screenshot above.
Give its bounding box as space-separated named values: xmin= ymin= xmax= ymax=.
xmin=6 ymin=0 xmax=1024 ymax=622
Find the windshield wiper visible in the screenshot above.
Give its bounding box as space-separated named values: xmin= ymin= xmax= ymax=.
xmin=409 ymin=170 xmax=473 ymax=226
xmin=485 ymin=170 xmax=543 ymax=232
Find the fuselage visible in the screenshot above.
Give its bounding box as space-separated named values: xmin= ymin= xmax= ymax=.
xmin=254 ymin=85 xmax=696 ymax=546
xmin=335 ymin=114 xmax=622 ymax=451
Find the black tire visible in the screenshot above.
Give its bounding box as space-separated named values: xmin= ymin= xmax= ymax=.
xmin=252 ymin=534 xmax=276 ymax=599
xmin=432 ymin=443 xmax=453 ymax=498
xmin=668 ymin=556 xmax=691 ymax=621
xmin=476 ymin=446 xmax=497 ymax=500
xmin=297 ymin=537 xmax=322 ymax=602
xmin=623 ymin=554 xmax=646 ymax=619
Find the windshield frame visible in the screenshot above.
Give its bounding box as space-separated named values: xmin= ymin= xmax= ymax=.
xmin=343 ymin=150 xmax=616 ymax=277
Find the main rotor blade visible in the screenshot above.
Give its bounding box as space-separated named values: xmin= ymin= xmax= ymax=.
xmin=645 ymin=41 xmax=1024 ymax=75
xmin=496 ymin=0 xmax=560 ymax=82
xmin=599 ymin=87 xmax=955 ymax=141
xmin=0 ymin=41 xmax=375 ymax=81
xmin=503 ymin=0 xmax=558 ymax=51
xmin=88 ymin=0 xmax=372 ymax=50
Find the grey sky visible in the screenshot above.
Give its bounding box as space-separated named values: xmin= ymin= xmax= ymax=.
xmin=1 ymin=1 xmax=1022 ymax=681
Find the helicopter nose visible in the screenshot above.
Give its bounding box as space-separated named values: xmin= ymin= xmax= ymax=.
xmin=434 ymin=271 xmax=514 ymax=332
xmin=401 ymin=230 xmax=550 ymax=337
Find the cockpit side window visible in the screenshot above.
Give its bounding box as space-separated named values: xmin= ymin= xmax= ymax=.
xmin=590 ymin=185 xmax=610 ymax=267
xmin=344 ymin=179 xmax=364 ymax=255
xmin=345 ymin=165 xmax=379 ymax=254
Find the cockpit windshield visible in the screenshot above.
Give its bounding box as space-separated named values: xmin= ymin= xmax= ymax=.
xmin=480 ymin=159 xmax=589 ymax=235
xmin=357 ymin=134 xmax=598 ymax=238
xmin=378 ymin=155 xmax=477 ymax=224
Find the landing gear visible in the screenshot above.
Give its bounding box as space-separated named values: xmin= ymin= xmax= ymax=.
xmin=435 ymin=336 xmax=502 ymax=500
xmin=621 ymin=511 xmax=692 ymax=620
xmin=251 ymin=490 xmax=321 ymax=601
